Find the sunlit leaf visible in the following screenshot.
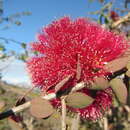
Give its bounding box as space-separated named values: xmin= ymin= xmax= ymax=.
xmin=110 ymin=78 xmax=127 ymax=104
xmin=30 ymin=97 xmax=54 ymax=119
xmin=90 ymin=77 xmax=109 ymax=90
xmin=104 ymin=57 xmax=130 ymax=73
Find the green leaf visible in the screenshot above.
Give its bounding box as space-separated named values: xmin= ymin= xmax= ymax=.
xmin=21 ymin=43 xmax=27 ymax=49
xmin=110 ymin=78 xmax=127 ymax=104
xmin=104 ymin=57 xmax=130 ymax=73
xmin=65 ymin=92 xmax=94 ymax=108
xmin=90 ymin=77 xmax=109 ymax=90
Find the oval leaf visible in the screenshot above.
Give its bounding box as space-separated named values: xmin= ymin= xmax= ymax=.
xmin=30 ymin=97 xmax=54 ymax=119
xmin=104 ymin=57 xmax=130 ymax=73
xmin=90 ymin=77 xmax=109 ymax=90
xmin=110 ymin=78 xmax=127 ymax=104
xmin=65 ymin=92 xmax=94 ymax=108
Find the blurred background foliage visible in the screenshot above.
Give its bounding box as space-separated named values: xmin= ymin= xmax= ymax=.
xmin=0 ymin=0 xmax=30 ymax=62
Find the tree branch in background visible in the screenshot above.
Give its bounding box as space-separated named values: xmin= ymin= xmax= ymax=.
xmin=112 ymin=12 xmax=130 ymax=28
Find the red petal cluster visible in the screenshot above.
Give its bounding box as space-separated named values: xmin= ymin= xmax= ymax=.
xmin=27 ymin=17 xmax=127 ymax=91
xmin=27 ymin=17 xmax=128 ymax=120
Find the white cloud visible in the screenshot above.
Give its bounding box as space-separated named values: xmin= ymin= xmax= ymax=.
xmin=1 ymin=59 xmax=31 ymax=87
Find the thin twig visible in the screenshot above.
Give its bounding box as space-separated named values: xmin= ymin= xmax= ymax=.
xmin=71 ymin=113 xmax=80 ymax=130
xmin=0 ymin=37 xmax=22 ymax=44
xmin=19 ymin=86 xmax=35 ymax=101
xmin=103 ymin=117 xmax=108 ymax=130
xmin=61 ymin=97 xmax=66 ymax=130
xmin=76 ymin=54 xmax=81 ymax=80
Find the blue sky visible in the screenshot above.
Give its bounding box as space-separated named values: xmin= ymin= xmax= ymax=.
xmin=2 ymin=0 xmax=102 ymax=44
xmin=0 ymin=0 xmax=125 ymax=85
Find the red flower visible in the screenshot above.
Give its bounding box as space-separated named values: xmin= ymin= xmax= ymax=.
xmin=27 ymin=17 xmax=127 ymax=91
xmin=27 ymin=17 xmax=128 ymax=120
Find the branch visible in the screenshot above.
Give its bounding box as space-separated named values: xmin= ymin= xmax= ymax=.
xmin=71 ymin=113 xmax=80 ymax=130
xmin=0 ymin=82 xmax=86 ymax=120
xmin=61 ymin=97 xmax=66 ymax=130
xmin=112 ymin=12 xmax=130 ymax=28
xmin=0 ymin=37 xmax=22 ymax=45
xmin=103 ymin=117 xmax=108 ymax=130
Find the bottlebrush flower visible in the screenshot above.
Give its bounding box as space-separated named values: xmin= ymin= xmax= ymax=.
xmin=27 ymin=17 xmax=128 ymax=120
xmin=27 ymin=17 xmax=127 ymax=91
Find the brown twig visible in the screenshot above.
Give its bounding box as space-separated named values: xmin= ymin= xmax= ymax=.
xmin=76 ymin=54 xmax=81 ymax=81
xmin=71 ymin=113 xmax=80 ymax=130
xmin=19 ymin=86 xmax=35 ymax=101
xmin=61 ymin=97 xmax=67 ymax=130
xmin=103 ymin=117 xmax=108 ymax=130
